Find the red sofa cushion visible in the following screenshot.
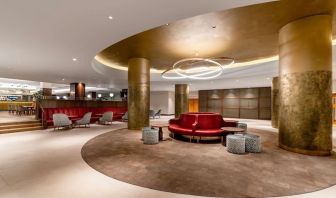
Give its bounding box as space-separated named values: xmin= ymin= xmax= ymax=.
xmin=194 ymin=129 xmax=223 ymax=136
xmin=180 ymin=114 xmax=197 ymax=128
xmin=197 ymin=114 xmax=223 ymax=129
xmin=168 ymin=124 xmax=193 ymax=134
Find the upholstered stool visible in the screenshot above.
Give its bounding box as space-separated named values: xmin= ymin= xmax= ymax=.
xmin=142 ymin=127 xmax=151 ymax=140
xmin=143 ymin=128 xmax=159 ymax=145
xmin=245 ymin=134 xmax=261 ymax=153
xmin=226 ymin=135 xmax=245 ymax=154
xmin=237 ymin=123 xmax=247 ymax=133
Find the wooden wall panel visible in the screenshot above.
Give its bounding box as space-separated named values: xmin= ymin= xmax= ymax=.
xmin=198 ymin=90 xmax=208 ymax=112
xmin=199 ymin=87 xmax=271 ymax=120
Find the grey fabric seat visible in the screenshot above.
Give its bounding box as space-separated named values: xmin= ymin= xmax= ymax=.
xmin=142 ymin=126 xmax=152 ymax=140
xmin=121 ymin=112 xmax=128 ymax=121
xmin=226 ymin=134 xmax=245 ymax=154
xmin=245 ymin=134 xmax=261 ymax=153
xmin=99 ymin=112 xmax=113 ymax=125
xmin=143 ymin=128 xmax=159 ymax=145
xmin=237 ymin=122 xmax=247 ymax=133
xmin=149 ymin=110 xmax=155 ymax=119
xmin=75 ymin=112 xmax=92 ymax=127
xmin=53 ymin=113 xmax=72 ymax=130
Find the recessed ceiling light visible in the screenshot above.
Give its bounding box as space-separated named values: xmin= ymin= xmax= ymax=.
xmin=108 ymin=16 xmax=113 ymax=20
xmin=266 ymin=77 xmax=270 ymax=80
xmin=72 ymin=58 xmax=77 ymax=61
xmin=62 ymin=78 xmax=65 ymax=81
xmin=166 ymin=23 xmax=169 ymax=26
xmin=212 ymin=25 xmax=216 ymax=29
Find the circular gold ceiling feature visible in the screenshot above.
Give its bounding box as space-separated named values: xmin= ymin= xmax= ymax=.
xmin=95 ymin=0 xmax=336 ymax=72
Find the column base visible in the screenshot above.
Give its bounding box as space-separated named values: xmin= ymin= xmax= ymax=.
xmin=279 ymin=143 xmax=331 ymax=156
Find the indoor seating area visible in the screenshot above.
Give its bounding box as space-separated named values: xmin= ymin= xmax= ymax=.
xmin=0 ymin=1 xmax=336 ymax=198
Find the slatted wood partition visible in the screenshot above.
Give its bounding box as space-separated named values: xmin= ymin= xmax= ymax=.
xmin=198 ymin=87 xmax=271 ymax=120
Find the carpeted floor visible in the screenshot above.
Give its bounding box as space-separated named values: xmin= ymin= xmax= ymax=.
xmin=81 ymin=128 xmax=336 ymax=198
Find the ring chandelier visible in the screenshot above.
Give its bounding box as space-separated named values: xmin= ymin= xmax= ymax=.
xmin=161 ymin=57 xmax=234 ymax=80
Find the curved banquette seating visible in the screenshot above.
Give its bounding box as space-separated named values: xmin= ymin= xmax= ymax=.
xmin=43 ymin=107 xmax=127 ymax=127
xmin=168 ymin=112 xmax=237 ymax=139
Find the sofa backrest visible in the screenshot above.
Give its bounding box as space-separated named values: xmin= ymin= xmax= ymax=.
xmin=43 ymin=106 xmax=127 ymax=121
xmin=196 ymin=114 xmax=223 ymax=129
xmin=180 ymin=114 xmax=197 ymax=128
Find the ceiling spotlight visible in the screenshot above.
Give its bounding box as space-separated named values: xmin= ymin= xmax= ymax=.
xmin=72 ymin=58 xmax=77 ymax=61
xmin=63 ymin=96 xmax=68 ymax=100
xmin=166 ymin=23 xmax=169 ymax=26
xmin=56 ymin=96 xmax=60 ymax=100
xmin=212 ymin=25 xmax=216 ymax=29
xmin=62 ymin=78 xmax=65 ymax=81
xmin=98 ymin=94 xmax=102 ymax=98
xmin=87 ymin=94 xmax=91 ymax=98
xmin=108 ymin=16 xmax=113 ymax=20
xmin=109 ymin=93 xmax=114 ymax=97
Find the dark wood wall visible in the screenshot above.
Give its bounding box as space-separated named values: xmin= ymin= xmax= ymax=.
xmin=199 ymin=87 xmax=271 ymax=120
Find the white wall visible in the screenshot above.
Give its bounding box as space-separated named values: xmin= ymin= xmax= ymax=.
xmin=150 ymin=91 xmax=175 ymax=115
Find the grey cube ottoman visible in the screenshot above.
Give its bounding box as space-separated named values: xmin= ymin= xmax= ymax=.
xmin=142 ymin=127 xmax=151 ymax=140
xmin=237 ymin=123 xmax=247 ymax=133
xmin=245 ymin=134 xmax=261 ymax=153
xmin=143 ymin=128 xmax=159 ymax=145
xmin=226 ymin=134 xmax=245 ymax=154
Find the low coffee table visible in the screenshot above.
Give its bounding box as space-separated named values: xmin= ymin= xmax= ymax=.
xmin=151 ymin=124 xmax=168 ymax=141
xmin=221 ymin=127 xmax=245 ymax=145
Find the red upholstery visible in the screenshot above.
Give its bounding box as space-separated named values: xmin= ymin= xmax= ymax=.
xmin=197 ymin=114 xmax=223 ymax=129
xmin=43 ymin=107 xmax=127 ymax=126
xmin=168 ymin=112 xmax=238 ymax=138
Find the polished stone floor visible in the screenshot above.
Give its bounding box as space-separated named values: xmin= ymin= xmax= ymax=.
xmin=0 ymin=117 xmax=335 ymax=198
xmin=0 ymin=111 xmax=36 ymax=123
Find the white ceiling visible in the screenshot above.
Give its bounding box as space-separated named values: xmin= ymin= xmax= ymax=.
xmin=0 ymin=0 xmax=275 ymax=91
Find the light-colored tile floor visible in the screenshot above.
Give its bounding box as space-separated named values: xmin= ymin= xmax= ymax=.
xmin=0 ymin=111 xmax=36 ymax=123
xmin=0 ymin=117 xmax=335 ymax=198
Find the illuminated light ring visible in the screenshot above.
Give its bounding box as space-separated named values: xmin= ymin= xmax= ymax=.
xmin=173 ymin=58 xmax=222 ymax=79
xmin=161 ymin=57 xmax=234 ymax=80
xmin=161 ymin=69 xmax=186 ymax=79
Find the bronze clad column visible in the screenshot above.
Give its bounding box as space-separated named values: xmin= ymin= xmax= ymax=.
xmin=175 ymin=84 xmax=189 ymax=118
xmin=128 ymin=58 xmax=150 ymax=130
xmin=70 ymin=82 xmax=86 ymax=100
xmin=271 ymin=77 xmax=279 ymax=128
xmin=278 ymin=15 xmax=332 ymax=156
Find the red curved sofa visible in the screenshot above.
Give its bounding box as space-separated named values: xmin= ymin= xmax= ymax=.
xmin=168 ymin=112 xmax=237 ymax=142
xmin=43 ymin=107 xmax=127 ymax=127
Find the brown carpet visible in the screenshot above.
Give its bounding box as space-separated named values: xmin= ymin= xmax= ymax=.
xmin=81 ymin=128 xmax=336 ymax=198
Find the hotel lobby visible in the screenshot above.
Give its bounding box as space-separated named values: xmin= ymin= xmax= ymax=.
xmin=0 ymin=0 xmax=336 ymax=198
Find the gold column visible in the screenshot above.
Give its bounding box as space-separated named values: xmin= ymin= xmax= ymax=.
xmin=271 ymin=77 xmax=279 ymax=128
xmin=175 ymin=84 xmax=189 ymax=118
xmin=128 ymin=58 xmax=150 ymax=130
xmin=278 ymin=15 xmax=332 ymax=156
